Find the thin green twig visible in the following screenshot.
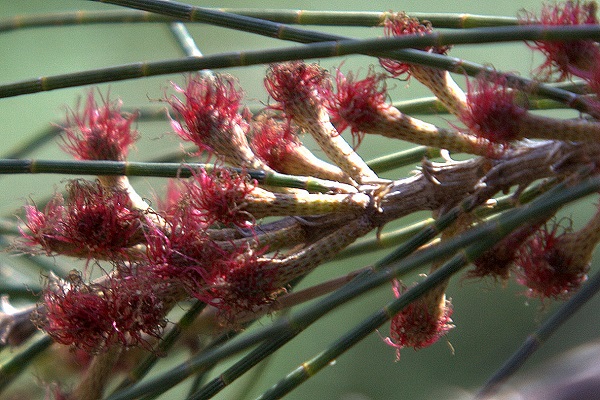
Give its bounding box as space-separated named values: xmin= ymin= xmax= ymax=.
xmin=0 ymin=335 xmax=53 ymax=393
xmin=0 ymin=9 xmax=518 ymax=33
xmin=0 ymin=159 xmax=353 ymax=193
xmin=475 ymin=268 xmax=600 ymax=398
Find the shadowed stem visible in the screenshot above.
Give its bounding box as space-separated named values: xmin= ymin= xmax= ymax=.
xmin=111 ymin=300 xmax=206 ymax=393
xmin=475 ymin=268 xmax=600 ymax=398
xmin=0 ymin=335 xmax=53 ymax=392
xmin=72 ymin=345 xmax=123 ymax=400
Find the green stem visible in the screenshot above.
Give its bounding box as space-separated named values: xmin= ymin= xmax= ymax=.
xmin=188 ymin=330 xmax=296 ymax=400
xmin=1 ymin=107 xmax=166 ymax=159
xmin=476 ymin=267 xmax=600 ymax=398
xmin=111 ymin=300 xmax=206 ymax=393
xmin=367 ymin=146 xmax=441 ymax=173
xmin=0 ymin=335 xmax=53 ymax=394
xmin=0 ymin=159 xmax=353 ymax=193
xmin=0 ymin=10 xmax=518 ymax=33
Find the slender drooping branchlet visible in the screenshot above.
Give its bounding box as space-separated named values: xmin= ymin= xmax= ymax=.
xmin=328 ymin=68 xmax=493 ymax=156
xmin=379 ymin=12 xmax=467 ymax=118
xmin=265 ymin=61 xmax=379 ymax=184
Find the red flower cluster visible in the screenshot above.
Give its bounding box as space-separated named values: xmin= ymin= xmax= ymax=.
xmin=385 ymin=280 xmax=454 ymax=360
xmin=469 ymin=223 xmax=542 ymax=282
xmin=250 ymin=119 xmax=301 ymax=169
xmin=61 ymin=90 xmax=138 ymax=161
xmin=184 ymin=167 xmax=257 ymax=228
xmin=21 ymin=180 xmax=143 ymax=259
xmin=143 ymin=206 xmax=215 ymax=290
xmin=168 ymin=74 xmax=246 ymax=156
xmin=461 ymin=73 xmax=526 ymax=147
xmin=327 ymin=68 xmax=389 ymax=146
xmin=40 ymin=270 xmax=166 ymax=353
xmin=515 ymin=221 xmax=589 ymax=300
xmin=379 ymin=13 xmax=449 ymax=79
xmin=194 ymin=246 xmax=281 ymax=320
xmin=521 ymin=0 xmax=600 ymax=80
xmin=265 ymin=61 xmax=331 ymax=119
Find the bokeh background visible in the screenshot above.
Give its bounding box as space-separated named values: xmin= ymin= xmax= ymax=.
xmin=1 ymin=1 xmax=600 ymax=399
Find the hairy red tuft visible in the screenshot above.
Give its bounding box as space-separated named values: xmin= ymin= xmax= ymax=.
xmin=61 ymin=90 xmax=138 ymax=161
xmin=250 ymin=119 xmax=301 ymax=168
xmin=461 ymin=73 xmax=526 ymax=147
xmin=469 ymin=223 xmax=541 ymax=282
xmin=327 ymin=68 xmax=389 ymax=146
xmin=168 ymin=74 xmax=244 ymax=156
xmin=379 ymin=13 xmax=449 ymax=79
xmin=515 ymin=220 xmax=589 ymax=300
xmin=20 ymin=180 xmax=143 ymax=259
xmin=520 ymin=1 xmax=600 ymax=80
xmin=194 ymin=245 xmax=281 ymax=321
xmin=384 ymin=280 xmax=454 ymax=360
xmin=185 ymin=167 xmax=257 ymax=228
xmin=264 ymin=61 xmax=331 ymax=118
xmin=39 ymin=271 xmax=166 ymax=352
xmin=144 ymin=204 xmax=220 ymax=291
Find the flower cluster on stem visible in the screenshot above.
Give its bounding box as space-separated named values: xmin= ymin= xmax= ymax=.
xmin=9 ymin=3 xmax=600 ymax=397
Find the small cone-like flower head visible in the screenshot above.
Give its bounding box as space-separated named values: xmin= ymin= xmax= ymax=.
xmin=385 ymin=280 xmax=454 ymax=360
xmin=379 ymin=13 xmax=449 ymax=79
xmin=20 ymin=180 xmax=143 ymax=259
xmin=61 ymin=90 xmax=138 ymax=161
xmin=37 ymin=271 xmax=166 ymax=353
xmin=515 ymin=220 xmax=589 ymax=300
xmin=469 ymin=222 xmax=541 ymax=282
xmin=461 ymin=73 xmax=527 ymax=147
xmin=184 ymin=167 xmax=257 ymax=228
xmin=521 ymin=1 xmax=600 ymax=80
xmin=195 ymin=246 xmax=282 ymax=322
xmin=250 ymin=119 xmax=301 ymax=169
xmin=168 ymin=74 xmax=252 ymax=163
xmin=265 ymin=61 xmax=332 ymax=120
xmin=327 ymin=68 xmax=389 ymax=146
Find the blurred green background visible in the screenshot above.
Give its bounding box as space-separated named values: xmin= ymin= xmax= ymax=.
xmin=1 ymin=1 xmax=600 ymax=399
